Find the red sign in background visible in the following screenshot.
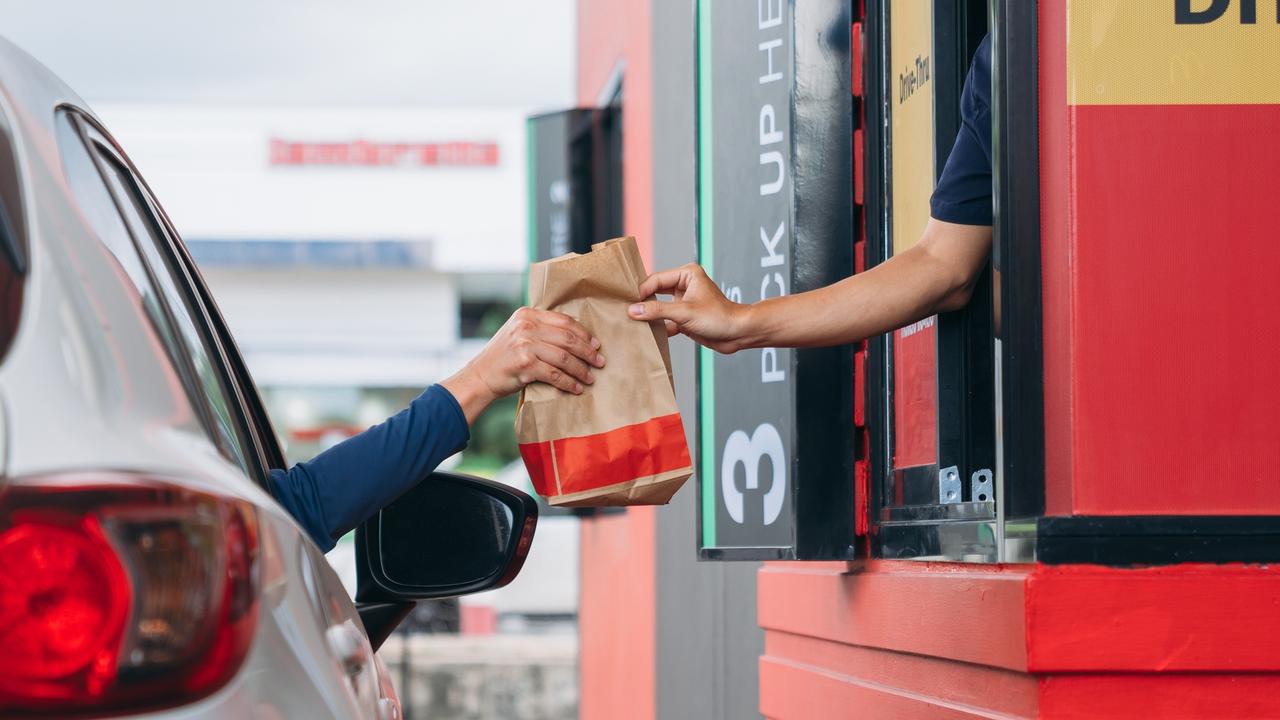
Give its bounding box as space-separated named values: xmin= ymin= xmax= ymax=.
xmin=269 ymin=139 xmax=499 ymax=167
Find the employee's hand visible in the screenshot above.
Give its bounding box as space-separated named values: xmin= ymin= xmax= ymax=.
xmin=627 ymin=263 xmax=752 ymax=354
xmin=442 ymin=307 xmax=605 ymax=424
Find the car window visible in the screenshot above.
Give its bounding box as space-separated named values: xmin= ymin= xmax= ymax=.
xmin=56 ymin=114 xmax=165 ymax=336
xmin=179 ymin=259 xmax=289 ymax=472
xmin=55 ymin=112 xmax=252 ymax=474
xmin=95 ymin=149 xmax=255 ymax=474
xmin=131 ymin=161 xmax=288 ymax=473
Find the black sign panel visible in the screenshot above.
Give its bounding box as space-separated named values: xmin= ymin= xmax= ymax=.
xmin=696 ymin=0 xmax=855 ymax=560
xmin=526 ymin=108 xmax=622 ymax=263
xmin=528 ymin=110 xmax=574 ymax=262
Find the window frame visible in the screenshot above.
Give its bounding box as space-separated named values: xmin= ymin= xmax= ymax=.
xmin=863 ymin=0 xmax=1038 ymax=562
xmin=62 ymin=108 xmax=281 ymax=485
xmin=164 ymin=216 xmax=288 ymax=473
xmin=933 ymin=1 xmax=997 ymax=514
xmin=58 ymin=109 xmax=223 ymax=456
xmin=90 ymin=133 xmax=254 ymax=472
xmin=868 ymin=1 xmax=996 ymax=518
xmin=990 ymin=0 xmax=1046 ymax=525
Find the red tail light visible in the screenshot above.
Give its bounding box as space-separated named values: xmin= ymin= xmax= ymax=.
xmin=0 ymin=472 xmax=260 ymax=716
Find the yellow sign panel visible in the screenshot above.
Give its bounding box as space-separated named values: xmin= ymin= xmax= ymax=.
xmin=1068 ymin=0 xmax=1280 ymax=105
xmin=890 ymin=0 xmax=934 ymax=255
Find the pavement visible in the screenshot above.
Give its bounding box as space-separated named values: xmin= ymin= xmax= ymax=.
xmin=378 ymin=633 xmax=578 ymax=720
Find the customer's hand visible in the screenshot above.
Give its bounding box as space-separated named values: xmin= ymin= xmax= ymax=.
xmin=442 ymin=307 xmax=605 ymax=424
xmin=627 ymin=263 xmax=752 ymax=354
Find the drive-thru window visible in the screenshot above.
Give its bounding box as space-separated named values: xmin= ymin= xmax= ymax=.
xmin=688 ymin=0 xmax=1052 ymax=564
xmin=689 ymin=0 xmax=1019 ymax=562
xmin=562 ymin=0 xmax=1280 ymax=715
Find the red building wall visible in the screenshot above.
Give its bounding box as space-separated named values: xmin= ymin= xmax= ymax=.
xmin=1039 ymin=0 xmax=1280 ymax=517
xmin=575 ymin=1 xmax=657 ymax=719
xmin=758 ymin=1 xmax=1280 ymax=717
xmin=576 ymin=1 xmax=1280 ymax=717
xmin=759 ymin=560 xmax=1280 ymax=719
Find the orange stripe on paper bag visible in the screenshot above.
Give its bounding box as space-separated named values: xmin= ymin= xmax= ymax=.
xmin=520 ymin=439 xmax=558 ymax=498
xmin=518 ymin=413 xmax=691 ymax=497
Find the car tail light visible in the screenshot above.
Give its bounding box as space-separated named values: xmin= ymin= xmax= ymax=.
xmin=0 ymin=471 xmax=259 ymax=716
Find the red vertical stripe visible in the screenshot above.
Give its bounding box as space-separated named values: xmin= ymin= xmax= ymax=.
xmin=575 ymin=0 xmax=657 ymax=717
xmin=1038 ymin=0 xmax=1074 ymax=516
xmin=853 ymin=129 xmax=865 ymax=206
xmin=851 ymin=22 xmax=863 ymax=97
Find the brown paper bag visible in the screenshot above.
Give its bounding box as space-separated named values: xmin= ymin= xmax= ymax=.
xmin=515 ymin=236 xmax=693 ymax=507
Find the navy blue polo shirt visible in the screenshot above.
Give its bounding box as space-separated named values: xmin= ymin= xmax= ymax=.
xmin=930 ymin=34 xmax=993 ymax=227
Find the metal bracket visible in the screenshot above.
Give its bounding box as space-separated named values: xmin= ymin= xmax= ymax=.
xmin=939 ymin=466 xmax=962 ymax=504
xmin=970 ymin=469 xmax=994 ymax=504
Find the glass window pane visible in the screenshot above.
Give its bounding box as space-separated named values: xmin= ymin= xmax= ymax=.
xmin=57 ymin=114 xmax=253 ymax=475
xmin=94 ymin=150 xmax=251 ymax=474
xmin=887 ymin=0 xmax=941 ymax=482
xmin=56 ymin=115 xmax=169 ymax=340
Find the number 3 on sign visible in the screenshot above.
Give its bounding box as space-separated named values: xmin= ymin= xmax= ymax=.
xmin=721 ymin=423 xmax=786 ymax=525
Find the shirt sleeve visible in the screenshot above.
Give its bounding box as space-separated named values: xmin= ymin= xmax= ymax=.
xmin=930 ymin=34 xmax=994 ymax=227
xmin=268 ymin=383 xmax=470 ymax=552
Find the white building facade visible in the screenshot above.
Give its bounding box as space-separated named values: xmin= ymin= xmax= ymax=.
xmin=98 ymin=103 xmax=529 ymax=455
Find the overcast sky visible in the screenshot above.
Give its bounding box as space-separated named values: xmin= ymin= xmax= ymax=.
xmin=0 ymin=0 xmax=576 ymax=107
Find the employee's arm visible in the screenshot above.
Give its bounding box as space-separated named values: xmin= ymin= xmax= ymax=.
xmin=270 ymin=307 xmax=606 ymax=551
xmin=635 ymin=33 xmax=996 ymax=353
xmin=628 ymin=219 xmax=991 ymax=353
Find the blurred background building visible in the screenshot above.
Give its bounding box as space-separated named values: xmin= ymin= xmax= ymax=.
xmin=99 ymin=103 xmax=525 ymax=468
xmin=0 ymin=1 xmax=580 ymax=717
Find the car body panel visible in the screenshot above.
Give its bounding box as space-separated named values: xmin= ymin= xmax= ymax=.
xmin=0 ymin=36 xmax=386 ymax=718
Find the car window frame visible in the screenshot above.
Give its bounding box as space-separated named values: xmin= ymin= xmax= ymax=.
xmin=92 ymin=122 xmax=288 ymax=474
xmin=92 ymin=141 xmax=255 ymax=471
xmin=57 ymin=109 xmax=225 ymax=453
xmin=63 ymin=108 xmax=278 ymax=486
xmin=154 ymin=192 xmax=288 ymax=472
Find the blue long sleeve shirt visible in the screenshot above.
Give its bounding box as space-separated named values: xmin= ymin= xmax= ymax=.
xmin=269 ymin=384 xmax=470 ymax=552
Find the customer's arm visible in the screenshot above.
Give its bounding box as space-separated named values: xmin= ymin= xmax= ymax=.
xmin=270 ymin=307 xmax=606 ymax=551
xmin=627 ymin=219 xmax=991 ymax=353
xmin=269 ymin=385 xmax=468 ymax=551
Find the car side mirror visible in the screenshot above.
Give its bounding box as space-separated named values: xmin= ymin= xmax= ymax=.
xmin=356 ymin=471 xmax=538 ymax=607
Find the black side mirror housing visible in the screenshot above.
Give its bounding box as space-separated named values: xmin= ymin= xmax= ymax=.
xmin=355 ymin=471 xmax=538 ymax=646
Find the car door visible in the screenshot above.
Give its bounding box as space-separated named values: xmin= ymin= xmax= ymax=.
xmin=64 ymin=109 xmax=397 ymax=719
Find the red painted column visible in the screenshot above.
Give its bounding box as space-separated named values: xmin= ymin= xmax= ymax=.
xmin=575 ymin=1 xmax=657 ymax=719
xmin=1038 ymin=0 xmax=1074 ymax=517
xmin=577 ymin=512 xmax=655 ymax=720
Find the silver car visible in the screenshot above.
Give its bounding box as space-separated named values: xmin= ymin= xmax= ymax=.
xmin=0 ymin=38 xmax=538 ymax=719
